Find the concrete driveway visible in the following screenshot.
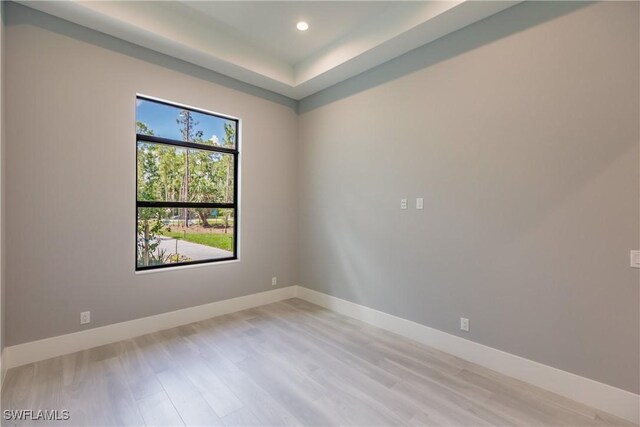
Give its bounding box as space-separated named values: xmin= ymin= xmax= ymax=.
xmin=157 ymin=236 xmax=232 ymax=261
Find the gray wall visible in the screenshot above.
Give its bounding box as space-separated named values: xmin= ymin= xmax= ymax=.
xmin=4 ymin=3 xmax=299 ymax=346
xmin=298 ymin=1 xmax=640 ymax=394
xmin=4 ymin=0 xmax=639 ymax=396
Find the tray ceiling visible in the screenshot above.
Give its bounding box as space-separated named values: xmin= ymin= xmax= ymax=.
xmin=18 ymin=1 xmax=519 ymax=100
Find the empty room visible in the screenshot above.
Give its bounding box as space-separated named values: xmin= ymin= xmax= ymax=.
xmin=0 ymin=1 xmax=638 ymax=426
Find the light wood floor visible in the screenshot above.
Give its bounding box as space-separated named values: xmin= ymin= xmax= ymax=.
xmin=1 ymin=298 xmax=634 ymax=427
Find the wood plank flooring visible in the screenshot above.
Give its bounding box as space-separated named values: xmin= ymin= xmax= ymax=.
xmin=1 ymin=299 xmax=635 ymax=426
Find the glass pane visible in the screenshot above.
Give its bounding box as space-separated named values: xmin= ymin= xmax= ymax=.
xmin=137 ymin=208 xmax=235 ymax=268
xmin=137 ymin=142 xmax=234 ymax=203
xmin=136 ymin=98 xmax=236 ymax=148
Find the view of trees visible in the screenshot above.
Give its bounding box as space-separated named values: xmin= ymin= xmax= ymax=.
xmin=136 ymin=105 xmax=236 ymax=268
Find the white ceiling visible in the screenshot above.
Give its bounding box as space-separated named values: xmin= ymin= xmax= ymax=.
xmin=182 ymin=1 xmax=397 ymax=66
xmin=19 ymin=1 xmax=520 ymax=100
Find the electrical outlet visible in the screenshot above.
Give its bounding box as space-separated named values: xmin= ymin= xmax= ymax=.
xmin=631 ymin=250 xmax=640 ymax=268
xmin=272 ymin=277 xmax=277 ymax=286
xmin=400 ymin=199 xmax=407 ymax=210
xmin=416 ymin=198 xmax=424 ymax=210
xmin=460 ymin=317 xmax=469 ymax=332
xmin=80 ymin=311 xmax=91 ymax=325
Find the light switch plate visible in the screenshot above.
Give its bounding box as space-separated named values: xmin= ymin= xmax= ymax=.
xmin=631 ymin=250 xmax=640 ymax=268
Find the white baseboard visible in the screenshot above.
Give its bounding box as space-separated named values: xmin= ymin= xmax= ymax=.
xmin=3 ymin=286 xmax=296 ymax=371
xmin=3 ymin=284 xmax=637 ymax=423
xmin=295 ymin=286 xmax=640 ymax=424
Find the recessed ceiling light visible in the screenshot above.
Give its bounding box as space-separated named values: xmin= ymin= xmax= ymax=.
xmin=296 ymin=21 xmax=309 ymax=31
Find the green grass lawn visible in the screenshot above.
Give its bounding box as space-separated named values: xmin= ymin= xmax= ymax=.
xmin=161 ymin=231 xmax=234 ymax=251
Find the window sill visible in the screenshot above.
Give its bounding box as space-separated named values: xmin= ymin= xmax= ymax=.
xmin=134 ymin=258 xmax=240 ymax=275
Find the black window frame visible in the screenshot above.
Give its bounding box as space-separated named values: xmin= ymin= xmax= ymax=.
xmin=135 ymin=95 xmax=240 ymax=271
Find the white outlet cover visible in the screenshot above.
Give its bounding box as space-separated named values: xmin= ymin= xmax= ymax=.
xmin=80 ymin=311 xmax=91 ymax=325
xmin=416 ymin=198 xmax=424 ymax=209
xmin=400 ymin=199 xmax=407 ymax=209
xmin=460 ymin=317 xmax=470 ymax=332
xmin=272 ymin=277 xmax=277 ymax=286
xmin=631 ymin=250 xmax=640 ymax=268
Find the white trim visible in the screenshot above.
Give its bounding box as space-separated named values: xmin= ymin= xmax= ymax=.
xmin=3 ymin=286 xmax=296 ymax=370
xmin=3 ymin=284 xmax=637 ymax=423
xmin=295 ymin=286 xmax=640 ymax=424
xmin=0 ymin=348 xmax=5 ymax=390
xmin=134 ymin=259 xmax=241 ymax=275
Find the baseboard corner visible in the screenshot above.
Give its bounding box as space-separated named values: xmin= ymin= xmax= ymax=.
xmin=295 ymin=285 xmax=640 ymax=424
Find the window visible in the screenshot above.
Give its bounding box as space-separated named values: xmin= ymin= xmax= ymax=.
xmin=136 ymin=96 xmax=239 ymax=270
